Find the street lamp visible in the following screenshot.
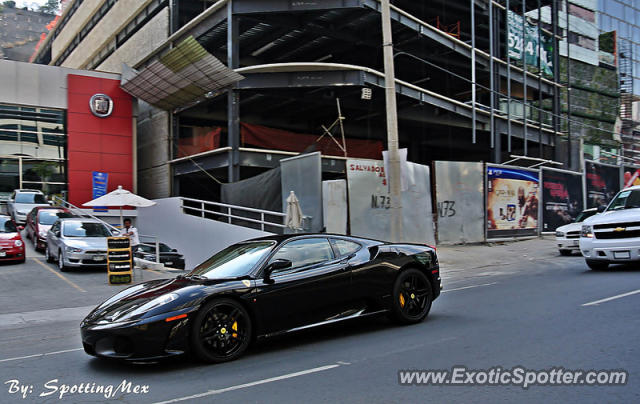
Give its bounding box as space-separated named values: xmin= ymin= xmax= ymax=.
xmin=380 ymin=0 xmax=403 ymax=242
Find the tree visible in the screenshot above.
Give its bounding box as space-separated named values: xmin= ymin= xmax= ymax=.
xmin=2 ymin=1 xmax=16 ymax=8
xmin=38 ymin=0 xmax=59 ymax=15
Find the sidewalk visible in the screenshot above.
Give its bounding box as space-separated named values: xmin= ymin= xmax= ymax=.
xmin=436 ymin=235 xmax=561 ymax=282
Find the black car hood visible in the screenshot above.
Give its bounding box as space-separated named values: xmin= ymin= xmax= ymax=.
xmin=84 ymin=277 xmax=251 ymax=324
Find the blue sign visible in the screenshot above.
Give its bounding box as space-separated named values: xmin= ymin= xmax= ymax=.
xmin=92 ymin=171 xmax=108 ymax=212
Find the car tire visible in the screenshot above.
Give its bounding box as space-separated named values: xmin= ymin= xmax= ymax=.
xmin=190 ymin=298 xmax=252 ymax=363
xmin=391 ymin=268 xmax=433 ymax=324
xmin=45 ymin=245 xmax=53 ymax=263
xmin=58 ymin=250 xmax=68 ymax=272
xmin=559 ymin=249 xmax=572 ymax=256
xmin=586 ymin=259 xmax=608 ymax=271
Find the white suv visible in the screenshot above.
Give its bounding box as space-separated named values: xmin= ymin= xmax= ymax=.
xmin=7 ymin=189 xmax=49 ymax=224
xmin=580 ymin=185 xmax=640 ymax=270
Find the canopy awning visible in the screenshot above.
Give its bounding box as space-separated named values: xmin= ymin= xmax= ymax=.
xmin=120 ymin=36 xmax=243 ymax=110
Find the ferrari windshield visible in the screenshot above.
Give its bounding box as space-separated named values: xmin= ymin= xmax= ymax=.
xmin=607 ymin=189 xmax=640 ymax=211
xmin=189 ymin=241 xmax=275 ymax=279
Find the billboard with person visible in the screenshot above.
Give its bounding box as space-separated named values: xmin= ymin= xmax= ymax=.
xmin=623 ymin=166 xmax=640 ymax=188
xmin=487 ymin=166 xmax=540 ymax=238
xmin=541 ymin=168 xmax=584 ymax=232
xmin=585 ymin=161 xmax=620 ymax=209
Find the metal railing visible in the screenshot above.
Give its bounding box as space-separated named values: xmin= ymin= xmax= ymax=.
xmin=179 ymin=197 xmax=311 ymax=233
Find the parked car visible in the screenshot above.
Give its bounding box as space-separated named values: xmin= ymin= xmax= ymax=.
xmin=555 ymin=208 xmax=598 ymax=255
xmin=25 ymin=207 xmax=74 ymax=251
xmin=0 ymin=215 xmax=25 ymax=264
xmin=7 ymin=189 xmax=50 ymax=224
xmin=81 ymin=234 xmax=441 ymax=363
xmin=580 ymin=185 xmax=640 ymax=270
xmin=45 ymin=218 xmax=114 ymax=271
xmin=134 ymin=242 xmax=186 ymax=269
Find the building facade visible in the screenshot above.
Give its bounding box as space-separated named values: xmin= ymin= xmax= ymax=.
xmin=0 ymin=59 xmax=135 ymax=208
xmin=31 ymin=0 xmax=592 ymax=202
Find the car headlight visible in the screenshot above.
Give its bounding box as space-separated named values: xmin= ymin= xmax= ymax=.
xmin=142 ymin=254 xmax=156 ymax=260
xmin=66 ymin=246 xmax=83 ymax=253
xmin=14 ymin=240 xmax=23 ymax=247
xmin=17 ymin=210 xmax=29 ymax=215
xmin=38 ymin=229 xmax=48 ymax=237
xmin=555 ymin=231 xmax=564 ymax=238
xmin=581 ymin=225 xmax=593 ymax=238
xmin=127 ymin=293 xmax=179 ymax=318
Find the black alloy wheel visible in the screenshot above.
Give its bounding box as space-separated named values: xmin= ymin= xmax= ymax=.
xmin=391 ymin=268 xmax=433 ymax=324
xmin=190 ymin=298 xmax=252 ymax=363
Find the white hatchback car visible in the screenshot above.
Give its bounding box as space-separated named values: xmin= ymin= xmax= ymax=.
xmin=580 ymin=185 xmax=640 ymax=270
xmin=555 ymin=208 xmax=598 ymax=255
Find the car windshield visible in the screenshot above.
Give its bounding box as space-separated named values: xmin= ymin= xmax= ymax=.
xmin=15 ymin=193 xmax=46 ymax=204
xmin=0 ymin=218 xmax=17 ymax=233
xmin=39 ymin=210 xmax=72 ymax=225
xmin=63 ymin=222 xmax=111 ymax=237
xmin=574 ymin=210 xmax=597 ymax=223
xmin=607 ymin=189 xmax=640 ymax=211
xmin=189 ymin=241 xmax=275 ymax=279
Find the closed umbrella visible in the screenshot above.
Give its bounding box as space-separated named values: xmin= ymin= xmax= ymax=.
xmin=285 ymin=191 xmax=303 ymax=231
xmin=82 ymin=185 xmax=156 ymax=227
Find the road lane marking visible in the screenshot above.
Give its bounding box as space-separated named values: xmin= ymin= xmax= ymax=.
xmin=153 ymin=363 xmax=342 ymax=404
xmin=442 ymin=282 xmax=497 ymax=293
xmin=0 ymin=348 xmax=83 ymax=363
xmin=32 ymin=257 xmax=86 ymax=293
xmin=582 ymin=289 xmax=640 ymax=306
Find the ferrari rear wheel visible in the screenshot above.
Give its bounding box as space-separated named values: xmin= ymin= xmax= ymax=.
xmin=391 ymin=269 xmax=433 ymax=324
xmin=190 ymin=298 xmax=251 ymax=363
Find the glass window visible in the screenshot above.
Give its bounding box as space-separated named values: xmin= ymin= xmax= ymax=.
xmin=607 ymin=189 xmax=640 ymax=211
xmin=330 ymin=238 xmax=361 ymax=257
xmin=15 ymin=192 xmax=46 ymax=203
xmin=38 ymin=209 xmax=72 ymax=225
xmin=269 ymin=238 xmax=334 ymax=271
xmin=0 ymin=217 xmax=18 ymax=233
xmin=190 ymin=241 xmax=275 ymax=278
xmin=62 ymin=221 xmax=111 ymax=237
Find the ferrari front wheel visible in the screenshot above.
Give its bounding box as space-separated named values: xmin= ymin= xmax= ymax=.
xmin=391 ymin=269 xmax=433 ymax=324
xmin=190 ymin=298 xmax=252 ymax=363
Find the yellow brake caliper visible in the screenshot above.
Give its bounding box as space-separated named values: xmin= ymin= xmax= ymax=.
xmin=231 ymin=321 xmax=238 ymax=338
xmin=399 ymin=293 xmax=405 ymax=308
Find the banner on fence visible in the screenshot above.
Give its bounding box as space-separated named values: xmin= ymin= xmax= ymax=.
xmin=487 ymin=166 xmax=540 ymax=239
xmin=541 ymin=168 xmax=584 ymax=232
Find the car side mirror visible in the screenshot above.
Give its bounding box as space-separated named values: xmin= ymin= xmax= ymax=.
xmin=597 ymin=205 xmax=607 ymax=213
xmin=263 ymin=259 xmax=292 ymax=280
xmin=54 ymin=231 xmax=60 ymax=237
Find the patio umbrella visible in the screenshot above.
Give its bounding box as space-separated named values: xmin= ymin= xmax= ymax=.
xmin=285 ymin=191 xmax=303 ymax=231
xmin=82 ymin=185 xmax=156 ymax=227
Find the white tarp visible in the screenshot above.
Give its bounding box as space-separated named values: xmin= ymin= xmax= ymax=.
xmin=346 ymin=158 xmax=435 ymax=245
xmin=434 ymin=161 xmax=485 ymax=244
xmin=322 ymin=180 xmax=347 ymax=234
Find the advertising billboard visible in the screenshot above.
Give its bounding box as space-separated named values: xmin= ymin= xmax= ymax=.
xmin=487 ymin=166 xmax=540 ymax=238
xmin=541 ymin=169 xmax=584 ymax=232
xmin=507 ymin=11 xmax=554 ymax=77
xmin=585 ymin=161 xmax=620 ymax=209
xmin=623 ymin=166 xmax=640 ymax=188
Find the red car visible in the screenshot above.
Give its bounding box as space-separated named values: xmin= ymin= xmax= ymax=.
xmin=0 ymin=215 xmax=25 ymax=264
xmin=25 ymin=207 xmax=73 ymax=251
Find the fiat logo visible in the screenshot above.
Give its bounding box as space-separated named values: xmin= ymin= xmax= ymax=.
xmin=89 ymin=93 xmax=113 ymax=118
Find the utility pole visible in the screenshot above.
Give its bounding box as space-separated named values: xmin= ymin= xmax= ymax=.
xmin=380 ymin=0 xmax=403 ymax=242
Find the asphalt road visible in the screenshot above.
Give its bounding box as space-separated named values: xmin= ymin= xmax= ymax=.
xmin=1 ymin=236 xmax=639 ymax=403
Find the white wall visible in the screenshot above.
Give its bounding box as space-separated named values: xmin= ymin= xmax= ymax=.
xmin=137 ymin=197 xmax=271 ymax=270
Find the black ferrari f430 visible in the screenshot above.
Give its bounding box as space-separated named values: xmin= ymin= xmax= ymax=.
xmin=81 ymin=234 xmax=441 ymax=363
